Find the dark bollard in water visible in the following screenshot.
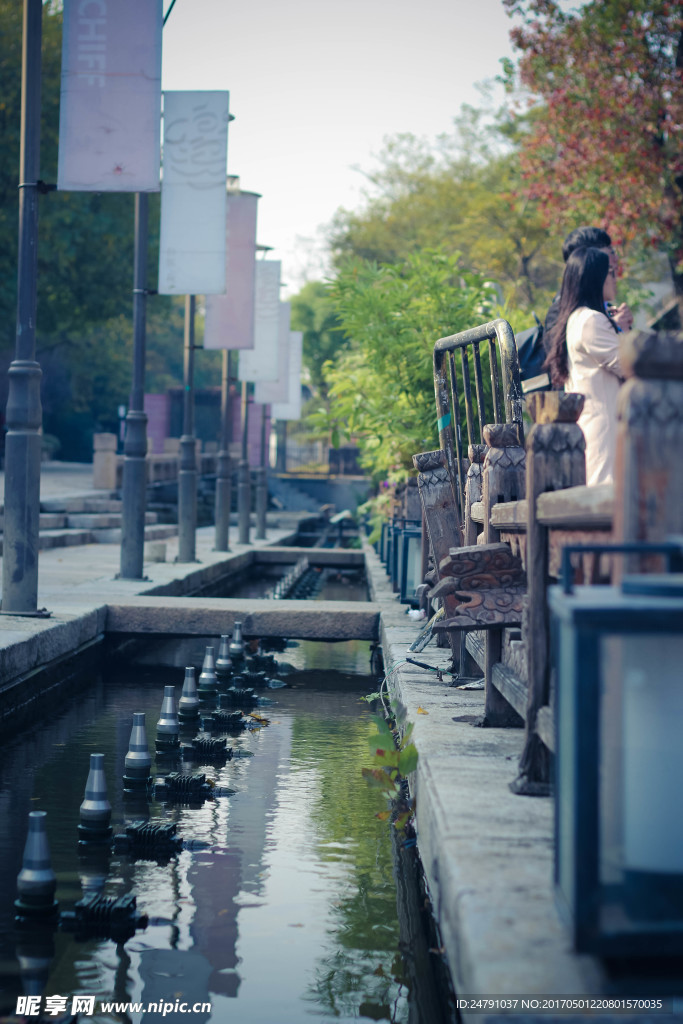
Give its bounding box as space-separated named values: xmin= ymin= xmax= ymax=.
xmin=155 ymin=772 xmax=214 ymax=805
xmin=219 ymin=686 xmax=258 ymax=708
xmin=178 ymin=666 xmax=201 ymax=724
xmin=123 ymin=712 xmax=153 ymax=793
xmin=78 ymin=753 xmax=113 ymax=846
xmin=113 ymin=821 xmax=183 ymax=858
xmin=181 ymin=736 xmax=231 ymax=762
xmin=198 ymin=646 xmax=218 ymax=703
xmin=60 ymin=892 xmax=148 ymax=943
xmin=215 ymin=634 xmax=233 ymax=684
xmin=156 ymin=685 xmax=180 ymax=754
xmin=15 ymin=811 xmax=59 ymax=920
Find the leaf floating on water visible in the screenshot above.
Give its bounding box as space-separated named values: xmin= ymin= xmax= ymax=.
xmin=373 ymin=965 xmax=386 ymax=977
xmin=288 ymin=923 xmax=305 ymax=928
xmin=417 ymin=706 xmax=429 ymax=715
xmin=375 ymin=810 xmax=390 ymax=821
xmin=248 ymin=712 xmax=270 ymax=725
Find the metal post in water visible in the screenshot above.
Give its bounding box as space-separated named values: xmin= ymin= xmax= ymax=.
xmin=120 ymin=192 xmax=150 ymax=580
xmin=15 ymin=811 xmax=58 ymax=918
xmin=255 ymin=403 xmax=268 ymax=539
xmin=177 ymin=295 xmax=197 ymax=562
xmin=1 ymin=0 xmax=45 ymax=616
xmin=214 ymin=348 xmax=232 ymax=550
xmin=237 ymin=380 xmax=251 ymax=544
xmin=123 ymin=712 xmax=152 ymax=792
xmin=78 ymin=753 xmax=113 ymax=845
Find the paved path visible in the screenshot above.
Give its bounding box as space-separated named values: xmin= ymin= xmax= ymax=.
xmin=0 ymin=460 xmax=97 ymax=503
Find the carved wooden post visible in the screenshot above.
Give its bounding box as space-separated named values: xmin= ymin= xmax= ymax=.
xmin=613 ymin=331 xmax=683 ymax=575
xmin=512 ymin=392 xmax=585 ymax=794
xmin=464 ymin=443 xmax=487 ymax=546
xmin=481 ymin=423 xmax=526 ymax=726
xmin=413 ymin=449 xmax=462 ymax=662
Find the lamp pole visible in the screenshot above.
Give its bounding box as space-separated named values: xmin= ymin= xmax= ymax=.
xmin=237 ymin=380 xmax=250 ymax=544
xmin=1 ymin=0 xmax=45 ymax=615
xmin=177 ymin=294 xmax=197 ymax=562
xmin=119 ymin=192 xmax=149 ymax=580
xmin=214 ymin=349 xmax=232 ymax=550
xmin=255 ymin=403 xmax=268 ymax=539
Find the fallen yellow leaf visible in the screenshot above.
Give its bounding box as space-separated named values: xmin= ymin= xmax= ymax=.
xmin=417 ymin=706 xmax=429 ymax=715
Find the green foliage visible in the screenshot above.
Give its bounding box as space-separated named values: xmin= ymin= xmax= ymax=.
xmin=311 ymin=248 xmax=497 ymax=479
xmin=290 ymin=280 xmax=349 ymax=398
xmin=361 ymin=694 xmax=419 ymax=833
xmin=329 ymin=113 xmax=560 ymax=312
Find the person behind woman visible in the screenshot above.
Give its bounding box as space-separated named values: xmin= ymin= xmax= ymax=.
xmin=544 ymin=246 xmax=623 ymax=485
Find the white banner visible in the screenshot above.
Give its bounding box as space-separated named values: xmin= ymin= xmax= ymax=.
xmin=157 ymin=91 xmax=230 ymax=295
xmin=271 ymin=331 xmax=303 ymax=421
xmin=254 ymin=302 xmax=292 ymax=404
xmin=238 ymin=261 xmax=281 ymax=381
xmin=204 ymin=191 xmax=260 ymax=350
xmin=58 ymin=0 xmax=163 ymax=192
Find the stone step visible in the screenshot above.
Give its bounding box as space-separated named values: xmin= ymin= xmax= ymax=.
xmin=65 ymin=512 xmax=158 ymax=529
xmin=40 ymin=496 xmax=122 ymax=514
xmin=91 ymin=524 xmax=178 ymax=544
xmin=0 ymin=513 xmax=68 ymax=532
xmin=0 ymin=529 xmax=95 ymax=557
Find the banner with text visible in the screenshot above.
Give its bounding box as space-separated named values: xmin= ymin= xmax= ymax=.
xmin=271 ymin=331 xmax=303 ymax=421
xmin=204 ymin=191 xmax=260 ymax=349
xmin=238 ymin=261 xmax=282 ymax=381
xmin=157 ymin=91 xmax=230 ymax=295
xmin=254 ymin=302 xmax=291 ymax=404
xmin=58 ymin=0 xmax=163 ymax=191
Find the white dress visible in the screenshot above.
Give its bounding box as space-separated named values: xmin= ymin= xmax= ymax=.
xmin=566 ymin=306 xmax=623 ymax=486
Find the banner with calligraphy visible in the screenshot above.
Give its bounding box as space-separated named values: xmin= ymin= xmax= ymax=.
xmin=157 ymin=91 xmax=230 ymax=295
xmin=237 ymin=261 xmax=281 ymax=381
xmin=203 ymin=191 xmax=260 ymax=349
xmin=271 ymin=331 xmax=303 ymax=421
xmin=58 ymin=0 xmax=163 ymax=191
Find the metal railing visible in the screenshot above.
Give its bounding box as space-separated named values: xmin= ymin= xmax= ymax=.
xmin=433 ymin=318 xmax=524 ymax=523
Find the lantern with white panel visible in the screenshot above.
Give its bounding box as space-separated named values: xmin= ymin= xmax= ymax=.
xmin=550 ymin=542 xmax=683 ymax=956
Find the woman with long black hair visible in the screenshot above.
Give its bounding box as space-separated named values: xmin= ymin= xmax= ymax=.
xmin=544 ymin=246 xmax=623 ymax=486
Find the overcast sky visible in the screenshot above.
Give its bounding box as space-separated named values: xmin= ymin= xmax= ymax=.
xmin=161 ymin=0 xmax=517 ymax=294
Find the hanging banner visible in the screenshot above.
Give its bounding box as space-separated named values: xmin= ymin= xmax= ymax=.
xmin=204 ymin=191 xmax=260 ymax=349
xmin=57 ymin=0 xmax=163 ymax=192
xmin=238 ymin=261 xmax=281 ymax=381
xmin=157 ymin=91 xmax=230 ymax=295
xmin=254 ymin=302 xmax=292 ymax=404
xmin=271 ymin=331 xmax=303 ymax=421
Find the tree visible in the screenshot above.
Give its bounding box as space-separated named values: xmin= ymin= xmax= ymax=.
xmin=315 ymin=249 xmax=497 ymax=481
xmin=502 ymin=0 xmax=683 ymax=319
xmin=328 ymin=115 xmax=561 ymax=313
xmin=290 ymin=280 xmax=349 ymax=398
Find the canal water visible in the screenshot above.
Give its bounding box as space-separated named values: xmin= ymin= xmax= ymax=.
xmin=0 ymin=641 xmax=450 ymax=1023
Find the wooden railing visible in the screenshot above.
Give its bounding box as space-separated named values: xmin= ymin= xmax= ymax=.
xmin=409 ymin=324 xmax=683 ymax=795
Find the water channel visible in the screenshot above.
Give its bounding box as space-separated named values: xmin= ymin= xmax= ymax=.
xmin=0 ymin=639 xmax=452 ymax=1023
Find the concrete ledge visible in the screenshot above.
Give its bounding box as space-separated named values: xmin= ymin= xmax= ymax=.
xmin=105 ymin=596 xmax=380 ymax=641
xmin=254 ymin=547 xmax=365 ymax=567
xmin=361 ymin=540 xmax=659 ymax=1019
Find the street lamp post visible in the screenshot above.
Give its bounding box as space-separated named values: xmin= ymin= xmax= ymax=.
xmin=177 ymin=294 xmax=197 ymax=562
xmin=237 ymin=381 xmax=250 ymax=544
xmin=119 ymin=193 xmax=150 ymax=580
xmin=214 ymin=349 xmax=232 ymax=551
xmin=255 ymin=404 xmax=268 ymax=539
xmin=1 ymin=0 xmax=46 ymax=616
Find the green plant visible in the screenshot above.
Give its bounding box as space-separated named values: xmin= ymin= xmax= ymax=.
xmin=361 ymin=692 xmax=418 ymax=832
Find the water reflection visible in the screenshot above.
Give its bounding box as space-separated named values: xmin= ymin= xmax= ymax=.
xmin=0 ymin=653 xmax=432 ymax=1023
